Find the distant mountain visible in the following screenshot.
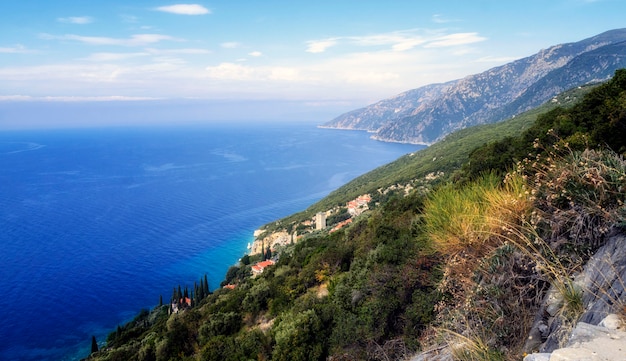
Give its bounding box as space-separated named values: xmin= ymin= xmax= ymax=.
xmin=321 ymin=28 xmax=626 ymax=144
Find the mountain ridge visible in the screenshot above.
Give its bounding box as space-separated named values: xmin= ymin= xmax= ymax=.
xmin=322 ymin=28 xmax=626 ymax=144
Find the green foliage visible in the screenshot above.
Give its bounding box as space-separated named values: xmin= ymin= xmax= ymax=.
xmin=272 ymin=309 xmax=327 ymax=361
xmin=198 ymin=312 xmax=241 ymax=341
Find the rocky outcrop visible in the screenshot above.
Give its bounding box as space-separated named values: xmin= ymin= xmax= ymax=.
xmin=523 ymin=233 xmax=626 ymax=354
xmin=524 ymin=314 xmax=625 ymax=361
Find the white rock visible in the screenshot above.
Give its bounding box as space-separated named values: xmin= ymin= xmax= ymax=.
xmin=549 ymin=347 xmax=600 ymax=361
xmin=597 ymin=314 xmax=623 ymax=331
xmin=523 ymin=353 xmax=551 ymax=361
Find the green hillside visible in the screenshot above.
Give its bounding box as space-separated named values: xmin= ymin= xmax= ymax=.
xmin=86 ymin=71 xmax=626 ymax=361
xmin=273 ymin=83 xmax=595 ymax=229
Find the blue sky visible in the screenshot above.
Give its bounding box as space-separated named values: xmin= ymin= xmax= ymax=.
xmin=0 ymin=1 xmax=625 ymax=126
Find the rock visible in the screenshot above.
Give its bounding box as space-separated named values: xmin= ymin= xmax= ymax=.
xmin=568 ymin=322 xmax=612 ymax=344
xmin=523 ymin=353 xmax=551 ymax=361
xmin=578 ymin=234 xmax=626 ymax=326
xmin=525 ymin=317 xmax=626 ymax=360
xmin=597 ymin=314 xmax=623 ymax=330
xmin=549 ymin=347 xmax=600 ymax=361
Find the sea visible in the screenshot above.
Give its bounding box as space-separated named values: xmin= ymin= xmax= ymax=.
xmin=0 ymin=121 xmax=422 ymax=361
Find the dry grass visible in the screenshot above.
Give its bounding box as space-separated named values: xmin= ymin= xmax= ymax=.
xmin=440 ymin=328 xmax=505 ymax=361
xmin=423 ymin=172 xmax=531 ymax=255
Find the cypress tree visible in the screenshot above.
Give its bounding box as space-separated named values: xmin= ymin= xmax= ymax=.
xmin=159 ymin=294 xmax=163 ymax=307
xmin=90 ymin=335 xmax=98 ymax=354
xmin=203 ymin=274 xmax=210 ymax=296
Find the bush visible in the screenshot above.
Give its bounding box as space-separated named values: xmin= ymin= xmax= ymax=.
xmin=526 ymin=146 xmax=626 ymax=251
xmin=272 ymin=309 xmax=326 ymax=361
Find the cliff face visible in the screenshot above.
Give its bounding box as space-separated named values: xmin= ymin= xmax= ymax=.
xmin=322 ymin=29 xmax=626 ymax=144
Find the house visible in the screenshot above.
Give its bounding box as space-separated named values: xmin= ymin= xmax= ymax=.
xmin=347 ymin=194 xmax=372 ymax=216
xmin=251 ymin=259 xmax=275 ymax=276
xmin=170 ymin=297 xmax=192 ymax=314
xmin=330 ymin=218 xmax=353 ymax=233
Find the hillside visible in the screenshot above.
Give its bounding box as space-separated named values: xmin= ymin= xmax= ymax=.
xmin=275 ymin=84 xmax=594 ymax=227
xmin=322 ymin=29 xmax=626 ymax=144
xmin=85 ymin=71 xmax=626 ymax=361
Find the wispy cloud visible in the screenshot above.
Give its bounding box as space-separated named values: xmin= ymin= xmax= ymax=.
xmin=155 ymin=4 xmax=210 ymax=15
xmin=424 ymin=33 xmax=486 ymax=47
xmin=248 ymin=51 xmax=263 ymax=57
xmin=431 ymin=14 xmax=460 ymax=24
xmin=204 ymin=62 xmax=304 ymax=82
xmin=120 ymin=14 xmax=139 ymax=23
xmin=57 ymin=16 xmax=94 ymax=25
xmin=221 ymin=42 xmax=241 ymax=49
xmin=146 ymin=48 xmax=210 ymax=55
xmin=40 ymin=33 xmax=179 ymax=47
xmin=306 ymin=39 xmax=338 ymax=53
xmin=82 ymin=52 xmax=149 ymax=62
xmin=306 ymin=30 xmax=485 ymax=54
xmin=0 ymin=44 xmax=34 ymax=54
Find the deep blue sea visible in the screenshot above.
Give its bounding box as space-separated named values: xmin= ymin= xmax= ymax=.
xmin=0 ymin=121 xmax=422 ymax=361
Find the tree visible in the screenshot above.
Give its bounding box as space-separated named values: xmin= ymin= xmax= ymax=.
xmin=203 ymin=274 xmax=210 ymax=296
xmin=91 ymin=335 xmax=99 ymax=354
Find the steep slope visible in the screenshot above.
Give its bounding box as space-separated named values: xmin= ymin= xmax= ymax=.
xmin=323 ymin=28 xmax=626 ymax=144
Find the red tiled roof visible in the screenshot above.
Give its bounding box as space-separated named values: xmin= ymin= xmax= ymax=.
xmin=252 ymin=259 xmax=275 ymax=273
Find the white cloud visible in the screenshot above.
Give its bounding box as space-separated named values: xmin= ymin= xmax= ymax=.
xmin=221 ymin=42 xmax=241 ymax=49
xmin=204 ymin=62 xmax=304 ymax=82
xmin=248 ymin=51 xmax=262 ymax=57
xmin=57 ymin=16 xmax=94 ymax=24
xmin=205 ymin=63 xmax=255 ymax=80
xmin=0 ymin=44 xmax=33 ymax=54
xmin=40 ymin=33 xmax=179 ymax=46
xmin=307 ymin=30 xmax=484 ymax=53
xmin=146 ymin=48 xmax=211 ymax=55
xmin=306 ymin=39 xmax=338 ymax=53
xmin=82 ymin=52 xmax=149 ymax=62
xmin=431 ymin=14 xmax=460 ymax=24
xmin=424 ymin=32 xmax=486 ymax=47
xmin=155 ymin=4 xmax=210 ymax=15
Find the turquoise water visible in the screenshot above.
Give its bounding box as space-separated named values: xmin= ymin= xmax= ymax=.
xmin=0 ymin=121 xmax=422 ymax=360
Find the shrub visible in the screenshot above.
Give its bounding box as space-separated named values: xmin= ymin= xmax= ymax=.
xmin=526 ymin=146 xmax=626 ymax=252
xmin=423 ymin=172 xmax=531 ymax=255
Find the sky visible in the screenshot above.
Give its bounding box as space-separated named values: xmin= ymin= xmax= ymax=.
xmin=1 ymin=0 xmax=625 ymax=128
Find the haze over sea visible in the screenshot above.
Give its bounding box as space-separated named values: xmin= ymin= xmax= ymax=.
xmin=0 ymin=121 xmax=422 ymax=361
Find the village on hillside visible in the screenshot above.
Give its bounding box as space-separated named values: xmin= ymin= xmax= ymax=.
xmin=221 ymin=171 xmax=445 ymax=291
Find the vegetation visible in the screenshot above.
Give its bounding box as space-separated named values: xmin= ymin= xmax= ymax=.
xmin=87 ymin=70 xmax=626 ymax=361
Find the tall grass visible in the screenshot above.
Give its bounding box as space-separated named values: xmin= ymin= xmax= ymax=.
xmin=423 ymin=172 xmax=530 ymax=255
